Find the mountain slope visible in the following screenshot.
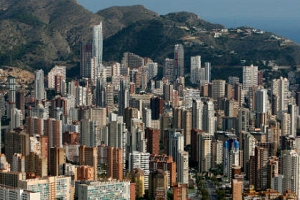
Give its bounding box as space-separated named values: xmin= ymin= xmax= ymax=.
xmin=0 ymin=0 xmax=101 ymax=69
xmin=0 ymin=1 xmax=299 ymax=71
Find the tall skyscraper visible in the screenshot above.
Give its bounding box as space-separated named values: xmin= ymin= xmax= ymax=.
xmin=204 ymin=62 xmax=211 ymax=83
xmin=129 ymin=151 xmax=150 ymax=190
xmin=177 ymin=151 xmax=189 ymax=184
xmin=203 ymin=100 xmax=215 ymax=136
xmin=243 ymin=64 xmax=258 ymax=91
xmin=281 ymin=150 xmax=300 ymax=197
xmin=118 ymin=79 xmax=129 ymax=116
xmin=198 ymin=133 xmax=212 ymax=173
xmin=190 ymin=56 xmax=201 ymax=84
xmin=34 ymin=69 xmax=45 ymax=100
xmin=163 ymin=58 xmax=175 ymax=83
xmin=223 ymin=139 xmax=239 ymax=180
xmin=174 ymin=44 xmax=184 ymax=77
xmin=212 ymin=79 xmax=226 ymax=100
xmin=80 ymin=43 xmax=93 ymax=78
xmin=145 ymin=128 xmax=160 ymax=155
xmin=79 ymin=145 xmax=98 ymax=180
xmin=49 ymin=147 xmax=66 ymax=176
xmin=47 ymin=65 xmax=66 ymax=89
xmin=150 ymin=96 xmax=164 ymax=120
xmin=272 ymin=77 xmax=290 ymax=114
xmin=255 ymin=88 xmax=268 ymax=113
xmin=93 ymin=22 xmax=103 ymax=66
xmin=106 ymin=146 xmax=123 ymax=180
xmin=192 ymin=99 xmax=203 ymax=130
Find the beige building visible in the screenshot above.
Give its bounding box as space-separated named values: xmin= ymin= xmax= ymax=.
xmin=19 ymin=176 xmax=72 ymax=200
xmin=232 ymin=176 xmax=243 ymax=200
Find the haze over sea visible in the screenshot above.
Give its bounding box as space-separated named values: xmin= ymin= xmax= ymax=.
xmin=78 ymin=0 xmax=300 ymax=44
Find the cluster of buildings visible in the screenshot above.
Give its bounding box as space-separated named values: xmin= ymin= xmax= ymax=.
xmin=0 ymin=21 xmax=300 ymax=200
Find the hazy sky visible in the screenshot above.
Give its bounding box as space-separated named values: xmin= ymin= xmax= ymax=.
xmin=77 ymin=0 xmax=300 ymax=43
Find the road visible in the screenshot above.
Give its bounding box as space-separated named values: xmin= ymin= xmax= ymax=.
xmin=203 ymin=180 xmax=218 ymax=200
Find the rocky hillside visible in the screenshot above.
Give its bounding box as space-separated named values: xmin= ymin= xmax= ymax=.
xmin=0 ymin=0 xmax=299 ymax=72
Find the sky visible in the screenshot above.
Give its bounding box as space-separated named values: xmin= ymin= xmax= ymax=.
xmin=77 ymin=0 xmax=300 ymax=43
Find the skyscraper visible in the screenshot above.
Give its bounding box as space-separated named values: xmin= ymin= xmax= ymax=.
xmin=243 ymin=64 xmax=258 ymax=91
xmin=150 ymin=96 xmax=164 ymax=120
xmin=192 ymin=99 xmax=203 ymax=130
xmin=190 ymin=56 xmax=201 ymax=84
xmin=198 ymin=133 xmax=212 ymax=173
xmin=255 ymin=88 xmax=268 ymax=113
xmin=47 ymin=65 xmax=66 ymax=89
xmin=129 ymin=151 xmax=150 ymax=190
xmin=212 ymin=79 xmax=226 ymax=100
xmin=281 ymin=150 xmax=300 ymax=197
xmin=204 ymin=62 xmax=211 ymax=83
xmin=177 ymin=151 xmax=189 ymax=184
xmin=174 ymin=44 xmax=184 ymax=77
xmin=93 ymin=22 xmax=103 ymax=66
xmin=223 ymin=138 xmax=239 ymax=180
xmin=203 ymin=100 xmax=215 ymax=136
xmin=34 ymin=69 xmax=45 ymax=100
xmin=163 ymin=58 xmax=175 ymax=83
xmin=272 ymin=77 xmax=290 ymax=114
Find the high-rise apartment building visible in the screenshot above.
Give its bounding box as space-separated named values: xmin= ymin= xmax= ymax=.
xmin=177 ymin=151 xmax=189 ymax=184
xmin=149 ymin=154 xmax=177 ymax=187
xmin=77 ymin=180 xmax=132 ymax=200
xmin=25 ymin=152 xmax=47 ymax=177
xmin=93 ymin=22 xmax=103 ymax=66
xmin=174 ymin=44 xmax=184 ymax=77
xmin=190 ymin=56 xmax=201 ymax=84
xmin=223 ymin=139 xmax=239 ymax=180
xmin=198 ymin=133 xmax=212 ymax=173
xmin=47 ymin=65 xmax=66 ymax=89
xmin=145 ymin=128 xmax=160 ymax=155
xmin=168 ymin=131 xmax=184 ymax=163
xmin=281 ymin=150 xmax=300 ymax=197
xmin=44 ymin=118 xmax=62 ymax=148
xmin=203 ymin=100 xmax=215 ymax=136
xmin=80 ymin=43 xmax=93 ymax=78
xmin=255 ymin=88 xmax=268 ymax=113
xmin=129 ymin=151 xmax=150 ymax=190
xmin=9 ymin=108 xmax=22 ymax=130
xmin=192 ymin=99 xmax=203 ymax=130
xmin=243 ymin=64 xmax=258 ymax=91
xmin=204 ymin=62 xmax=211 ymax=83
xmin=34 ymin=69 xmax=45 ymax=100
xmin=272 ymin=77 xmax=290 ymax=114
xmin=5 ymin=131 xmax=29 ymax=165
xmin=0 ymin=184 xmax=40 ymax=199
xmin=212 ymin=79 xmax=226 ymax=100
xmin=80 ymin=119 xmax=97 ymax=147
xmin=150 ymin=96 xmax=164 ymax=120
xmin=49 ymin=147 xmax=66 ymax=176
xmin=148 ymin=169 xmax=168 ymax=199
xmin=79 ymin=146 xmax=98 ymax=180
xmin=164 ymin=58 xmax=175 ymax=83
xmin=19 ymin=176 xmax=71 ymax=200
xmin=106 ymin=146 xmax=123 ymax=180
xmin=181 ymin=108 xmax=192 ymax=146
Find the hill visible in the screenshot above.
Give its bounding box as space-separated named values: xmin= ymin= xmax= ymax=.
xmin=0 ymin=0 xmax=299 ymax=72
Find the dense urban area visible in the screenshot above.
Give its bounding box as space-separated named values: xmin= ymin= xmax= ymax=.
xmin=0 ymin=21 xmax=299 ymax=200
